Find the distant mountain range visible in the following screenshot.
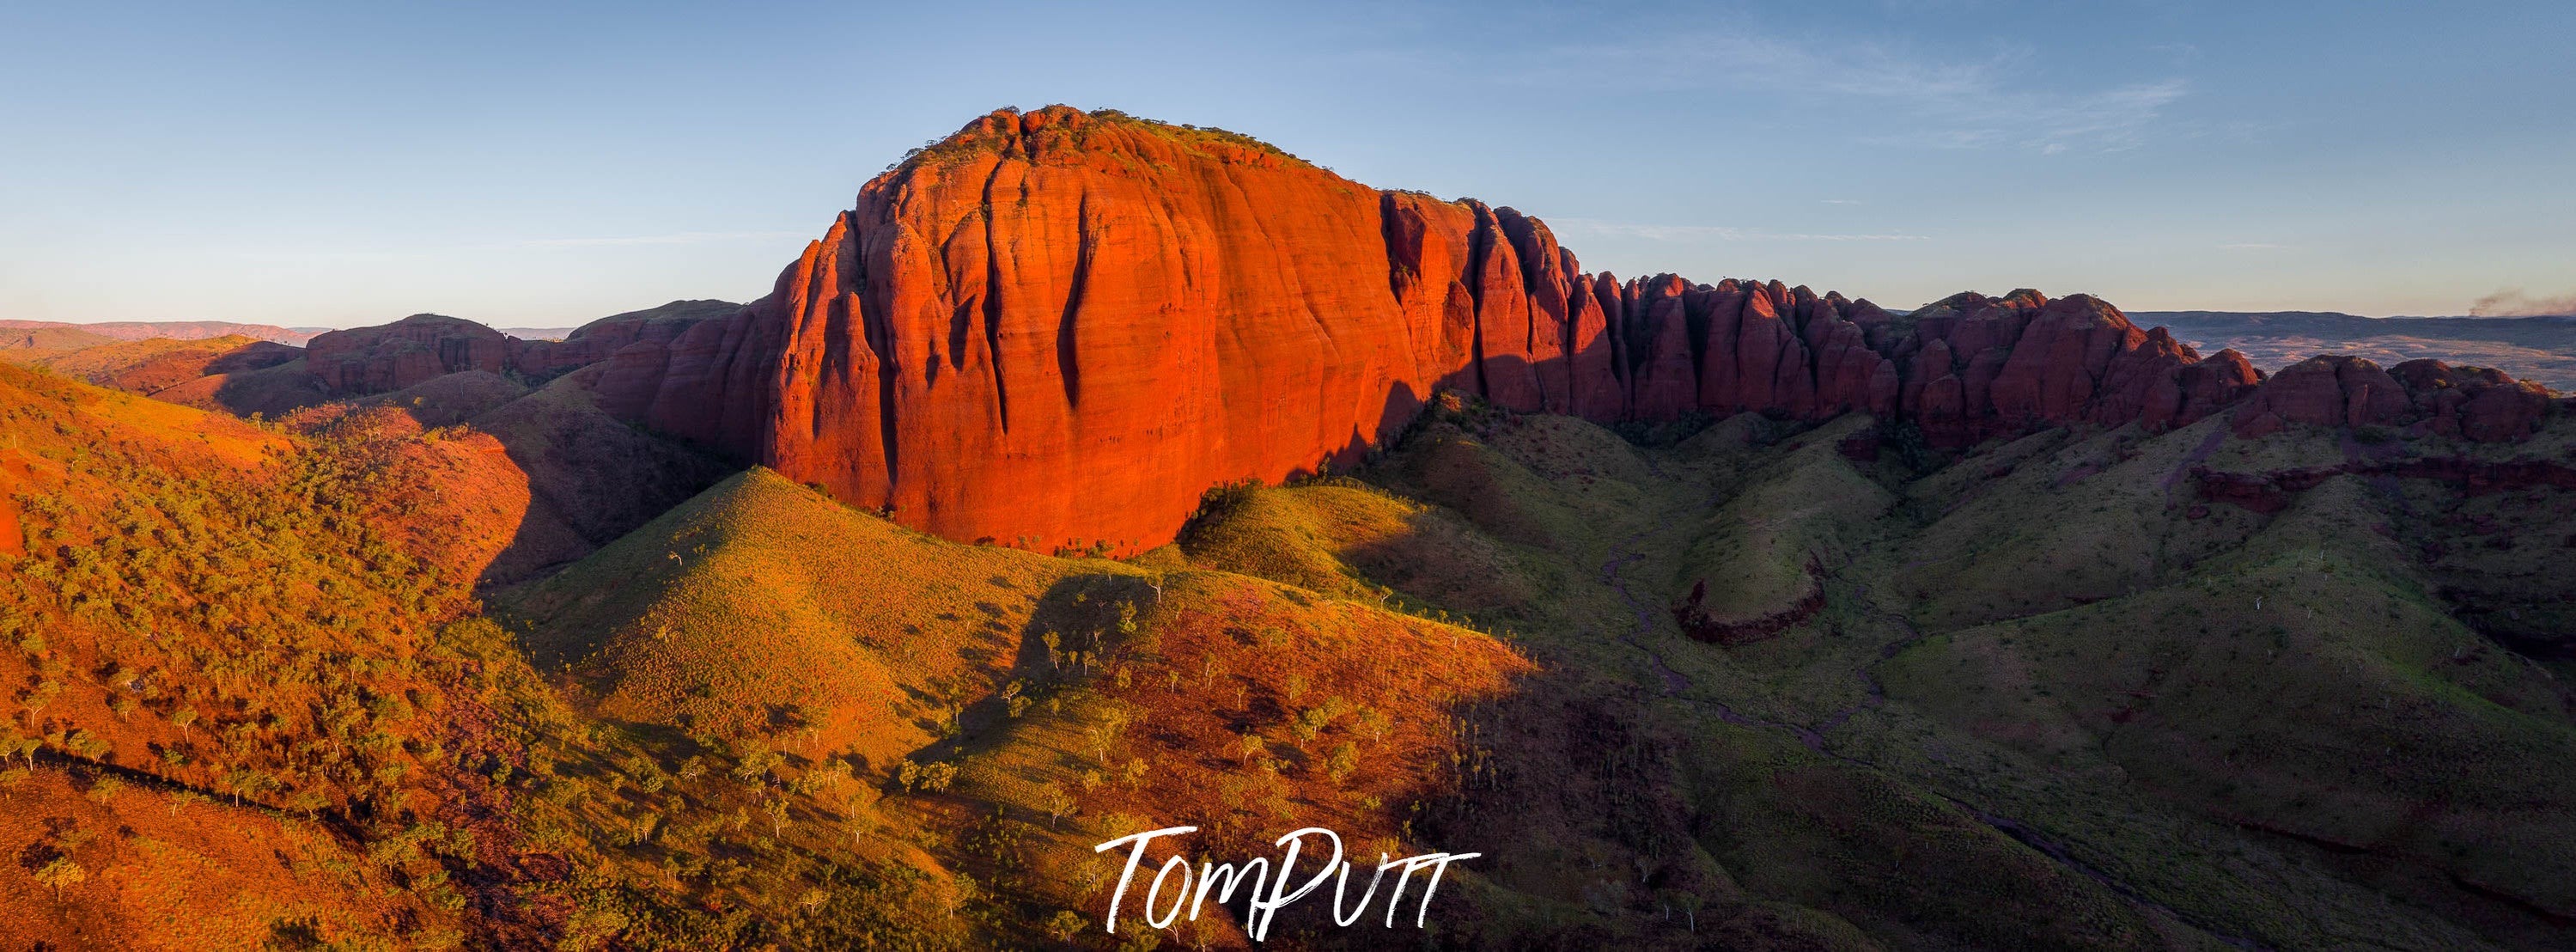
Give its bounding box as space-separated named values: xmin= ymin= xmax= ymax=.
xmin=8 ymin=306 xmax=2569 ymax=394
xmin=2135 ymin=310 xmax=2576 ymax=391
xmin=0 ymin=320 xmax=645 ymax=346
xmin=0 ymin=318 xmax=321 ymax=345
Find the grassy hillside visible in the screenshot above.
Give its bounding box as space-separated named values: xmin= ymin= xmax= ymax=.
xmin=491 ymin=467 xmax=1533 ymax=948
xmin=0 ymin=362 xmax=479 ymax=945
xmin=1167 ymin=392 xmax=2568 ymax=949
xmin=0 ymin=333 xmax=328 ymax=418
xmin=12 ymin=341 xmax=2576 ymax=949
xmin=19 ymin=334 xmax=296 ymax=395
xmin=0 ymin=766 xmax=442 ymax=949
xmin=504 ymin=468 xmax=1127 ymax=761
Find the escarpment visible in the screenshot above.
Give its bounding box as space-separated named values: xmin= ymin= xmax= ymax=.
xmin=578 ymin=106 xmax=2533 ymax=553
xmin=301 ymin=301 xmax=742 ymax=397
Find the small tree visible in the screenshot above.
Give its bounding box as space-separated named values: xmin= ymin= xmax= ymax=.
xmin=919 ymin=762 xmax=958 ymax=793
xmin=1357 ymin=708 xmax=1392 ymax=743
xmin=1086 ymin=710 xmax=1130 ymax=766
xmin=1672 ymin=890 xmax=1704 ymax=933
xmin=0 ymin=730 xmax=36 ymax=768
xmin=1325 ymin=742 xmax=1359 ymax=784
xmin=1045 ymin=909 xmax=1087 ymax=943
xmin=63 ymin=729 xmax=109 ymax=760
xmin=218 ymin=766 xmax=265 ymax=807
xmin=288 ymin=790 xmax=329 ymax=818
xmin=33 ymin=857 xmax=85 ymax=900
xmin=1041 ymin=782 xmax=1075 ymax=829
xmin=170 ymin=706 xmax=198 ymax=741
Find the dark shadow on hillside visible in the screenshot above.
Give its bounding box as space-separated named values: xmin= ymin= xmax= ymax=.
xmin=463 ymin=380 xmax=740 ymax=587
xmin=209 ymin=358 xmax=332 ymax=418
xmin=904 ymin=572 xmax=1159 ymax=766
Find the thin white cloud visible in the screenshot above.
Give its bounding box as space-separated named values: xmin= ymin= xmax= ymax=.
xmin=1561 ymin=218 xmax=1929 ymax=242
xmin=1483 ymin=32 xmax=2186 ymax=155
xmin=2218 ymin=242 xmax=2285 ymax=250
xmin=1820 ymin=198 xmax=1865 ymax=205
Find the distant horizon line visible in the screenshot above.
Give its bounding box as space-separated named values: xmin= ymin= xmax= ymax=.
xmin=14 ymin=305 xmax=2575 ymax=334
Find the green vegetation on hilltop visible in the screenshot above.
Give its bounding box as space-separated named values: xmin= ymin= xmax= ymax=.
xmin=1168 ymin=392 xmax=2569 ymax=949
xmin=886 ymin=105 xmax=1307 ymax=179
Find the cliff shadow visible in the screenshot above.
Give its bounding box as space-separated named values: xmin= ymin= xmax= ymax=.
xmin=898 ymin=571 xmax=1161 ymax=765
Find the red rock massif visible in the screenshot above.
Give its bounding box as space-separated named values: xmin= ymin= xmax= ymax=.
xmin=260 ymin=107 xmax=2555 ymax=556
xmin=565 ymin=106 xmax=2412 ymax=554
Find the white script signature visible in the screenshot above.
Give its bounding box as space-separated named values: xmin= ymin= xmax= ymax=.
xmin=1091 ymin=826 xmax=1478 ymax=942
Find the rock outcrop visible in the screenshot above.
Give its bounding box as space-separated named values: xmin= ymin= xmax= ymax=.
xmin=580 ymin=107 xmax=2537 ymax=553
xmin=511 ymin=299 xmax=740 ymax=382
xmin=301 ymin=302 xmax=742 ymax=399
xmin=306 ymin=314 xmax=516 ymax=395
xmin=1895 ymin=290 xmax=2264 ymax=447
xmin=2232 ymin=355 xmax=2552 ymax=443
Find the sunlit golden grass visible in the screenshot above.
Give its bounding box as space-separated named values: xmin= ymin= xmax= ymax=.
xmin=19 ymin=334 xmax=270 ymax=396
xmin=1179 ymin=481 xmax=1538 ymax=616
xmin=502 ymin=468 xmax=1152 ymax=767
xmin=0 ymin=764 xmax=454 ymax=950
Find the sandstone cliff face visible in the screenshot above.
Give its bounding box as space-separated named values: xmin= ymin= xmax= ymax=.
xmin=618 ymin=109 xmax=1447 ymax=553
xmin=588 ymin=107 xmax=2534 ymax=553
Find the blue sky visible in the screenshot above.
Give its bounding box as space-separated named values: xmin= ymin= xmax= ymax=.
xmin=3 ymin=1 xmax=2569 ymax=327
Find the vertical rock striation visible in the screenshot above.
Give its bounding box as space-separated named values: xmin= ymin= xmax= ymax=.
xmin=584 ymin=107 xmax=2488 ymax=552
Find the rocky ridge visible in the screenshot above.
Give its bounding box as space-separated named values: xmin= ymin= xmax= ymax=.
xmin=298 ymin=301 xmax=743 ymax=397
xmin=575 ymin=107 xmax=2380 ymax=554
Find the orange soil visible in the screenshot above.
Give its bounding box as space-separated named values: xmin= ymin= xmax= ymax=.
xmin=0 ymin=766 xmax=448 ymax=950
xmin=1080 ymin=572 xmax=1531 ymax=879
